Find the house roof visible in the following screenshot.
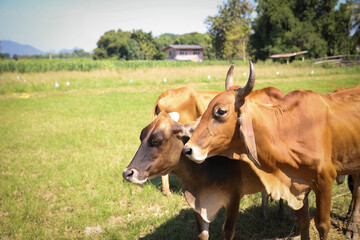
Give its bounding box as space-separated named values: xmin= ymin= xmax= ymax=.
xmin=269 ymin=51 xmax=308 ymax=58
xmin=161 ymin=45 xmax=207 ymax=52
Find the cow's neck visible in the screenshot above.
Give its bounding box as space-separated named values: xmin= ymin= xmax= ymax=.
xmin=171 ymin=154 xmax=211 ymax=216
xmin=172 ymin=154 xmax=204 ymax=191
xmin=247 ymin=100 xmax=295 ymax=171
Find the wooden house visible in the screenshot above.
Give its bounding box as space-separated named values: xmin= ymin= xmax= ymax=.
xmin=161 ymin=45 xmax=207 ymax=62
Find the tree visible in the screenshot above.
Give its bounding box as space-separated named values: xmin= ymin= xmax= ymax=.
xmin=127 ymin=39 xmax=142 ymax=60
xmin=93 ymin=29 xmax=132 ymax=60
xmin=72 ymin=49 xmax=90 ymax=58
xmin=349 ymin=0 xmax=360 ymax=46
xmin=224 ymin=18 xmax=251 ymax=61
xmin=93 ymin=48 xmax=107 ymax=60
xmin=93 ymin=29 xmax=215 ymax=60
xmin=205 ymin=0 xmax=253 ymax=60
xmin=155 ymin=34 xmax=178 ymax=50
xmin=2 ymin=53 xmax=10 ymax=59
xmin=94 ymin=29 xmax=161 ymax=60
xmin=173 ymin=32 xmax=214 ymax=59
xmin=250 ymin=0 xmax=357 ymax=61
xmin=131 ymin=30 xmax=157 ymax=60
xmin=330 ymin=2 xmax=355 ymax=55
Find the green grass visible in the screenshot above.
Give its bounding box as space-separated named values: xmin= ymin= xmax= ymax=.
xmin=0 ymin=63 xmax=358 ymax=239
xmin=1 ymin=63 xmax=359 ymax=96
xmin=0 ymin=59 xmax=251 ymax=74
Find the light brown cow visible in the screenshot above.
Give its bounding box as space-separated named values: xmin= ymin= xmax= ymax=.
xmin=184 ymin=61 xmax=360 ymax=239
xmin=123 ymin=112 xmax=308 ymax=240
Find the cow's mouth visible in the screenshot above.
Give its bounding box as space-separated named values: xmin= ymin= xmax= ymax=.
xmin=123 ymin=168 xmax=148 ymax=185
xmin=147 ymin=167 xmax=175 ymax=180
xmin=183 ymin=144 xmax=208 ymax=163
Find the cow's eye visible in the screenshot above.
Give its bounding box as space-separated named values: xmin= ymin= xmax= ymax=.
xmin=150 ymin=138 xmax=163 ymax=147
xmin=216 ymin=108 xmax=227 ymax=116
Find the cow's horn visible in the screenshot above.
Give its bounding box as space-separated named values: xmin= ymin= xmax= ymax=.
xmin=225 ymin=64 xmax=234 ymax=90
xmin=237 ymin=61 xmax=255 ymax=98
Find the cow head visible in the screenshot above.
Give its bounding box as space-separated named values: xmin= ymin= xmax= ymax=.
xmin=183 ymin=61 xmax=260 ymax=166
xmin=152 ymin=64 xmax=235 ymax=124
xmin=123 ymin=112 xmax=195 ymax=184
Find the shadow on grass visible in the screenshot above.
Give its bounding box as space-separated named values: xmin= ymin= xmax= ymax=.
xmin=146 ymin=176 xmax=351 ymax=239
xmin=140 ymin=204 xmax=348 ymax=240
xmin=140 ymin=204 xmax=298 ymax=240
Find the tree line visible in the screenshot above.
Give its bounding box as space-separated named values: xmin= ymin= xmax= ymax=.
xmin=1 ymin=0 xmax=358 ymax=62
xmin=93 ymin=0 xmax=359 ymax=62
xmin=93 ymin=30 xmax=213 ymax=60
xmin=0 ymin=49 xmax=92 ymax=60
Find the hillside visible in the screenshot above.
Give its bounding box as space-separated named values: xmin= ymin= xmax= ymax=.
xmin=0 ymin=40 xmax=45 ymax=56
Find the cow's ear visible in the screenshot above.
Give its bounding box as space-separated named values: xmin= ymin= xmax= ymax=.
xmin=238 ymin=110 xmax=260 ymax=167
xmin=173 ymin=118 xmax=199 ymax=144
xmin=183 ymin=118 xmax=199 ymax=137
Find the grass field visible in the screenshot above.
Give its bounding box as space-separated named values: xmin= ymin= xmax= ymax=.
xmin=0 ymin=61 xmax=359 ymax=239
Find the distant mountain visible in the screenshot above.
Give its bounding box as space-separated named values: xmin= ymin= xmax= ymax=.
xmin=0 ymin=40 xmax=45 ymax=56
xmin=59 ymin=47 xmax=80 ymax=54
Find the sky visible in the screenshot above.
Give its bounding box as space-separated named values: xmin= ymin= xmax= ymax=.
xmin=0 ymin=0 xmax=230 ymax=52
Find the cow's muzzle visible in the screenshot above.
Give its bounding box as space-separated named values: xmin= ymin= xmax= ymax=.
xmin=122 ymin=168 xmax=147 ymax=185
xmin=183 ymin=144 xmax=208 ymax=164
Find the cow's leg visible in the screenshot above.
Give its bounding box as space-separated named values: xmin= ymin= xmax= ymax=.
xmin=161 ymin=174 xmax=171 ymax=196
xmin=346 ymin=175 xmax=355 ymax=219
xmin=261 ymin=191 xmax=268 ymax=220
xmin=336 ymin=175 xmax=346 ymax=185
xmin=314 ymin=177 xmax=334 ymax=240
xmin=195 ymin=212 xmax=209 ymax=240
xmin=345 ymin=174 xmax=360 ymax=240
xmin=278 ymin=199 xmax=284 ymax=220
xmin=261 ymin=191 xmax=284 ymax=220
xmin=295 ymin=192 xmax=310 ymax=240
xmin=223 ymin=195 xmax=240 ymax=240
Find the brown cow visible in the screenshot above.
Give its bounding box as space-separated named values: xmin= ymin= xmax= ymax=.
xmin=151 ymin=65 xmax=237 ymax=195
xmin=183 ymin=61 xmax=360 ymax=239
xmin=152 ymin=65 xmax=284 ymax=215
xmin=123 ymin=112 xmax=310 ymax=239
xmin=152 ymin=87 xmax=220 ymax=195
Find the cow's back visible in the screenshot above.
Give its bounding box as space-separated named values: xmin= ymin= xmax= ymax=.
xmin=153 ymin=87 xmax=219 ymax=123
xmin=250 ymin=86 xmax=360 ymax=174
xmin=326 ymin=86 xmax=360 ymax=174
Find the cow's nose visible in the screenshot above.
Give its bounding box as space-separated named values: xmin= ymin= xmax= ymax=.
xmin=183 ymin=145 xmax=192 ymax=156
xmin=123 ymin=168 xmax=134 ymax=181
